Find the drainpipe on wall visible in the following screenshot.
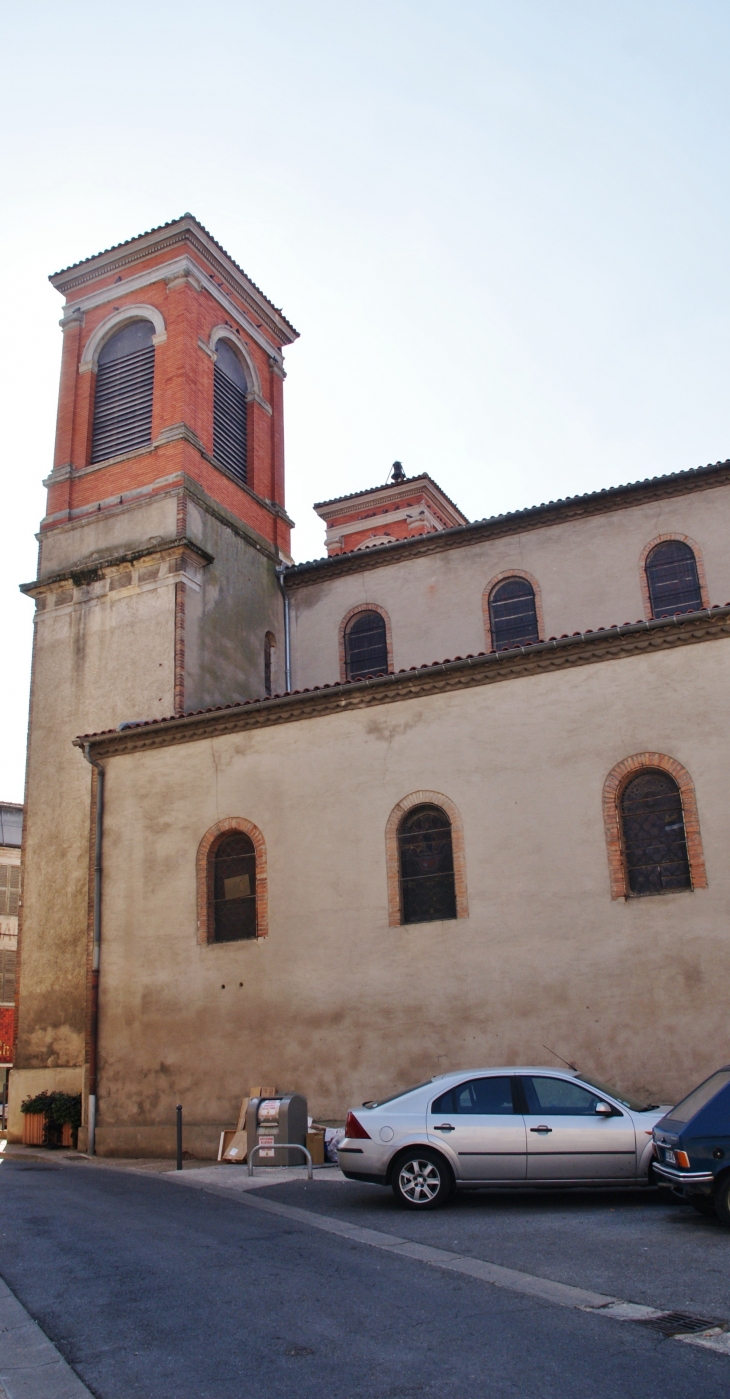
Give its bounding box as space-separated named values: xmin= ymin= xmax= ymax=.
xmin=82 ymin=743 xmax=104 ymax=1156
xmin=275 ymin=565 xmax=292 ymax=693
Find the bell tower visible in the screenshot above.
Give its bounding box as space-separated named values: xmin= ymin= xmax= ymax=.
xmin=9 ymin=217 xmax=298 ymax=1135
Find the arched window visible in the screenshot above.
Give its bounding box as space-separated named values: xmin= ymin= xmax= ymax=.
xmin=645 ymin=541 xmax=702 ymax=618
xmin=489 ymin=577 xmax=539 ymax=651
xmin=344 ymin=610 xmax=388 ymax=680
xmin=264 ymin=632 xmax=276 ymax=697
xmin=620 ymin=770 xmax=691 ymax=896
xmin=213 ymin=832 xmax=257 ymax=941
xmin=91 ymin=320 xmax=155 ymax=463
xmin=213 ymin=340 xmax=248 ymax=485
xmin=398 ymin=804 xmax=457 ymax=924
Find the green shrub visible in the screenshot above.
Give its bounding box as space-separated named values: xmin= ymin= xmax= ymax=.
xmin=21 ymin=1091 xmax=81 ymax=1147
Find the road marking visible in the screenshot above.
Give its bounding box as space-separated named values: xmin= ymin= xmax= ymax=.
xmin=0 ymin=1275 xmax=93 ymax=1398
xmin=171 ymin=1176 xmax=729 ymax=1350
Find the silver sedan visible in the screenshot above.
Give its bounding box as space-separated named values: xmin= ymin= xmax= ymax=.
xmin=338 ymin=1067 xmax=670 ymax=1209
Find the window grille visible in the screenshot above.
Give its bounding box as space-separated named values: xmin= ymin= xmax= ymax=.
xmin=264 ymin=632 xmax=276 ymax=697
xmin=620 ymin=770 xmax=691 ymax=896
xmin=213 ymin=341 xmax=248 ymax=485
xmin=398 ymin=804 xmax=457 ymax=924
xmin=489 ymin=577 xmax=539 ymax=650
xmin=645 ymin=541 xmax=702 ymax=618
xmin=344 ymin=610 xmax=388 ymax=680
xmin=0 ymin=950 xmax=15 ymax=1006
xmin=0 ymin=866 xmax=20 ymax=917
xmin=90 ymin=320 xmax=154 ymax=464
xmin=213 ymin=833 xmax=257 ymax=941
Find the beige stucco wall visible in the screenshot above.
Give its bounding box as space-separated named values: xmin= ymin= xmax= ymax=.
xmin=289 ymin=483 xmax=730 ymax=688
xmin=92 ymin=633 xmax=730 ymax=1155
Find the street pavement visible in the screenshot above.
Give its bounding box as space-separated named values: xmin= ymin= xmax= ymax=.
xmin=0 ymin=1154 xmax=729 ymax=1397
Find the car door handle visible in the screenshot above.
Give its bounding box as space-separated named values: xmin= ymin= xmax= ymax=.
xmin=530 ymin=1126 xmax=552 ymax=1133
xmin=434 ymin=1124 xmax=454 ymax=1131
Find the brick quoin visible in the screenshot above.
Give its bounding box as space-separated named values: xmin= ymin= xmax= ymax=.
xmin=385 ymin=791 xmax=469 ymax=928
xmin=602 ymin=752 xmax=708 ymax=900
xmin=196 ymin=818 xmax=268 ymax=942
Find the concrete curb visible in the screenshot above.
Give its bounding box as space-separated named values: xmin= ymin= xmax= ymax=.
xmin=0 ymin=1276 xmax=93 ymax=1398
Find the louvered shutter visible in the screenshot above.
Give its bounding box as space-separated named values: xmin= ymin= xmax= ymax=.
xmin=0 ymin=867 xmax=20 ymax=917
xmin=91 ymin=320 xmax=155 ymax=464
xmin=0 ymin=951 xmax=16 ymax=1005
xmin=213 ymin=340 xmax=248 ymax=484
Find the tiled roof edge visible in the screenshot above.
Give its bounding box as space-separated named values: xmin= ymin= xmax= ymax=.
xmin=49 ymin=213 xmax=298 ymax=337
xmin=75 ymin=604 xmax=730 ymax=754
xmin=287 ymin=458 xmax=730 ymax=581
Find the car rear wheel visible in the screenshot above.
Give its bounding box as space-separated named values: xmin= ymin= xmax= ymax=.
xmin=391 ymin=1149 xmax=452 ymax=1210
xmin=713 ymin=1175 xmax=730 ymax=1227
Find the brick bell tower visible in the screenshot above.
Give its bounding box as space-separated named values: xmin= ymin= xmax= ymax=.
xmin=9 ymin=217 xmax=298 ymax=1135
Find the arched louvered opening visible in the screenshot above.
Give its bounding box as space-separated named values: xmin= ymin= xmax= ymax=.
xmin=91 ymin=320 xmax=155 ymax=463
xmin=398 ymin=804 xmax=457 ymax=924
xmin=344 ymin=610 xmax=388 ymax=679
xmin=620 ymin=770 xmax=691 ymax=896
xmin=264 ymin=632 xmax=276 ymax=697
xmin=213 ymin=832 xmax=257 ymax=941
xmin=645 ymin=541 xmax=702 ymax=618
xmin=489 ymin=577 xmax=539 ymax=650
xmin=213 ymin=340 xmax=248 ymax=484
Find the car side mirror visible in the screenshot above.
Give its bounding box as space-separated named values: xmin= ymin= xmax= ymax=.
xmin=595 ymin=1102 xmax=613 ymax=1116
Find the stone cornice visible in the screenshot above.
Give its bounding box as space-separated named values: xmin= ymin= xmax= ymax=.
xmin=75 ymin=606 xmax=730 ymax=758
xmin=287 ymin=460 xmax=730 ymax=589
xmin=21 ymin=537 xmax=213 ymax=596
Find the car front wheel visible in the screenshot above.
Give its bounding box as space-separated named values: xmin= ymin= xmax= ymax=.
xmin=391 ymin=1149 xmax=453 ymax=1210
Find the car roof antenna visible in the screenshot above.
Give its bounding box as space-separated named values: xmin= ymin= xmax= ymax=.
xmin=543 ymin=1044 xmax=578 ymax=1072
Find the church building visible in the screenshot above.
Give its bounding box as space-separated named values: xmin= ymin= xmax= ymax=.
xmin=8 ymin=215 xmax=730 ymax=1156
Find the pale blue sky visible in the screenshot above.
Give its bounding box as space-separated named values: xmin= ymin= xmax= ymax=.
xmin=1 ymin=1 xmax=729 ymax=798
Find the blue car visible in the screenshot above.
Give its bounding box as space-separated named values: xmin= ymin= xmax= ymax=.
xmin=653 ymin=1066 xmax=730 ymax=1223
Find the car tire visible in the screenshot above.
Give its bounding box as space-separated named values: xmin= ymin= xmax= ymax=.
xmin=712 ymin=1175 xmax=730 ymax=1227
xmin=688 ymin=1193 xmax=717 ymax=1218
xmin=391 ymin=1148 xmax=453 ymax=1210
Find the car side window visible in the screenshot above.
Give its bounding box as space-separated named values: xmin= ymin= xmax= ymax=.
xmin=522 ymin=1076 xmax=609 ymax=1115
xmin=431 ymin=1077 xmax=514 ymax=1115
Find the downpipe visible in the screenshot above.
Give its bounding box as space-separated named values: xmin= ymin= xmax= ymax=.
xmin=82 ymin=744 xmax=104 ymax=1156
xmin=275 ymin=565 xmax=292 ymax=693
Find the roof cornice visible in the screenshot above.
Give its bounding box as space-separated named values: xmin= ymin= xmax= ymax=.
xmin=49 ymin=214 xmax=299 ymax=346
xmin=287 ymin=459 xmax=730 ymax=588
xmin=75 ymin=605 xmax=730 ymax=758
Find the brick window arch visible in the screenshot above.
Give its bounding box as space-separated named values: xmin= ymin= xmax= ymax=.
xmin=338 ymin=603 xmax=394 ymax=682
xmin=196 ymin=818 xmax=268 ymax=943
xmin=385 ymin=791 xmax=468 ymax=927
xmin=482 ymin=571 xmax=545 ymax=652
xmin=639 ymin=534 xmax=709 ymax=621
xmin=602 ymin=754 xmax=707 ymax=901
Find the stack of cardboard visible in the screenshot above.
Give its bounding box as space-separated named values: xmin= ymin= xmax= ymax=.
xmin=218 ymin=1084 xmax=276 ymax=1164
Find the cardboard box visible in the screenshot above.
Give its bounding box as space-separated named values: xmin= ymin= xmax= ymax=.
xmin=307 ymin=1130 xmax=325 ymax=1166
xmin=222 ymin=1130 xmax=248 ymax=1163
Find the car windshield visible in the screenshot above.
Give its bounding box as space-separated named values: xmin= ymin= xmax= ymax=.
xmin=364 ymin=1080 xmax=434 ymax=1108
xmin=666 ymin=1069 xmax=730 ymax=1125
xmin=575 ymin=1073 xmax=658 ymax=1112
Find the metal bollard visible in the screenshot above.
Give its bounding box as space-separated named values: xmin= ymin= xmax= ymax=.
xmin=176 ymin=1104 xmax=183 ymax=1170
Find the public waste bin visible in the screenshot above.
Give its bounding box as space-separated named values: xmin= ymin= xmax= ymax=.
xmin=247 ymin=1093 xmax=307 ymax=1167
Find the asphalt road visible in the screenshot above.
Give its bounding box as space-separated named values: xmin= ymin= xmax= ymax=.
xmin=1 ymin=1158 xmax=729 ymax=1398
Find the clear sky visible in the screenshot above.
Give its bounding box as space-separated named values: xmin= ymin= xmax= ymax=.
xmin=1 ymin=1 xmax=729 ymax=800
